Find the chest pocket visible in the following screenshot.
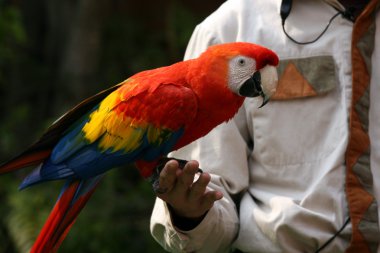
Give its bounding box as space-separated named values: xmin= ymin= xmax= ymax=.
xmin=273 ymin=56 xmax=336 ymax=100
xmin=249 ymin=56 xmax=347 ymax=167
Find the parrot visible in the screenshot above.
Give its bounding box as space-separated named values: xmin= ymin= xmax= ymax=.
xmin=0 ymin=42 xmax=278 ymax=253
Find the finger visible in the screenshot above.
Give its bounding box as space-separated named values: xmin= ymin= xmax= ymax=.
xmin=200 ymin=191 xmax=223 ymax=211
xmin=177 ymin=160 xmax=199 ymax=188
xmin=188 ymin=172 xmax=211 ymax=200
xmin=157 ymin=160 xmax=179 ymax=194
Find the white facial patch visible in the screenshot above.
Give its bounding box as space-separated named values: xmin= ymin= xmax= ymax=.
xmin=228 ymin=56 xmax=256 ymax=94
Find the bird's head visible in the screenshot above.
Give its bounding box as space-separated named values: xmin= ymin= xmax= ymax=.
xmin=197 ymin=42 xmax=279 ymax=107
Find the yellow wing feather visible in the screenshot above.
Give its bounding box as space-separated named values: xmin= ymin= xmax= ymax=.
xmin=82 ymin=87 xmax=173 ymax=153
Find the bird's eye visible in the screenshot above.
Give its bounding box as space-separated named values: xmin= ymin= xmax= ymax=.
xmin=238 ymin=58 xmax=246 ymax=66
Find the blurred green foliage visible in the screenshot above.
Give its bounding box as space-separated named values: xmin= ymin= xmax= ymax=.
xmin=0 ymin=4 xmax=27 ymax=156
xmin=0 ymin=0 xmax=224 ymax=252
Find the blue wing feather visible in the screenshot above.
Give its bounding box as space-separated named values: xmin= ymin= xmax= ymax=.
xmin=19 ymin=81 xmax=196 ymax=189
xmin=19 ymin=125 xmax=184 ymax=189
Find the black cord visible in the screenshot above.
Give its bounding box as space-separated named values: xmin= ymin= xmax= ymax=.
xmin=281 ymin=11 xmax=341 ymax=45
xmin=314 ymin=217 xmax=351 ymax=253
xmin=248 ymin=190 xmax=351 ymax=253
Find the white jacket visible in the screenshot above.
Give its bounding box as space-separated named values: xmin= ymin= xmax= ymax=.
xmin=151 ymin=0 xmax=380 ymax=252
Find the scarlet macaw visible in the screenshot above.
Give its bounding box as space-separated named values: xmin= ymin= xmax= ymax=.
xmin=0 ymin=42 xmax=278 ymax=252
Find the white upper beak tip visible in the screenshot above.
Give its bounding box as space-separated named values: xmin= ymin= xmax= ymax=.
xmin=260 ymin=65 xmax=278 ymax=98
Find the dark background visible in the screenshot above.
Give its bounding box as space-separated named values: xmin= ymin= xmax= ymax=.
xmin=0 ymin=0 xmax=224 ymax=252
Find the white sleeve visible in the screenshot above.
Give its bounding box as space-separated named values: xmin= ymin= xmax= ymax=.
xmin=150 ymin=109 xmax=251 ymax=252
xmin=150 ymin=24 xmax=250 ymax=251
xmin=182 ymin=24 xmax=219 ymax=60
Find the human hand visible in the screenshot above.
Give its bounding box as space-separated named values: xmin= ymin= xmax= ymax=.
xmin=156 ymin=159 xmax=223 ymax=220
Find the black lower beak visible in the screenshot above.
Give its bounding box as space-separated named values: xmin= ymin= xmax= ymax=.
xmin=239 ymin=71 xmax=268 ymax=108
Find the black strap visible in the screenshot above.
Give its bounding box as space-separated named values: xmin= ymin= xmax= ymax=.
xmin=314 ymin=216 xmax=351 ymax=253
xmin=280 ymin=0 xmax=355 ymax=45
xmin=248 ymin=190 xmax=351 ymax=253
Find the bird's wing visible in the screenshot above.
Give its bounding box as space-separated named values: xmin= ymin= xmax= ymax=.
xmin=0 ymin=83 xmax=122 ymax=174
xmin=19 ymin=78 xmax=198 ymax=188
xmin=88 ymin=79 xmax=198 ymax=152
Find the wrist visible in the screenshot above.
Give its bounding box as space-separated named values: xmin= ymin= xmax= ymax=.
xmin=167 ymin=204 xmax=208 ymax=231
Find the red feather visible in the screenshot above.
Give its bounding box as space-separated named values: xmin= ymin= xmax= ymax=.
xmin=31 ymin=178 xmax=100 ymax=253
xmin=0 ymin=150 xmax=51 ymax=174
xmin=0 ymin=42 xmax=279 ymax=253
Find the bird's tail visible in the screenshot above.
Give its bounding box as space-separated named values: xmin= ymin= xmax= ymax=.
xmin=0 ymin=150 xmax=51 ymax=174
xmin=30 ymin=175 xmax=103 ymax=253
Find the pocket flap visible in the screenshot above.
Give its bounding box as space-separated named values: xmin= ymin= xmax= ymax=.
xmin=272 ymin=56 xmax=336 ymax=100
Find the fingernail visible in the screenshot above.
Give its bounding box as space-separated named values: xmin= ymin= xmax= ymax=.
xmin=167 ymin=160 xmax=176 ymax=169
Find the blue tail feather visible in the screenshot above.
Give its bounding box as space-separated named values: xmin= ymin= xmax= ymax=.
xmin=19 ymin=161 xmax=74 ymax=190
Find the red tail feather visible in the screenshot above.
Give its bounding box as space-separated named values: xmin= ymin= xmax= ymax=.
xmin=0 ymin=150 xmax=51 ymax=174
xmin=30 ymin=179 xmax=99 ymax=253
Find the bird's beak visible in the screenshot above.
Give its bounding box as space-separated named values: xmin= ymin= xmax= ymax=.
xmin=238 ymin=71 xmax=268 ymax=108
xmin=238 ymin=65 xmax=278 ymax=108
xmin=260 ymin=93 xmax=270 ymax=108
